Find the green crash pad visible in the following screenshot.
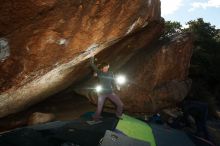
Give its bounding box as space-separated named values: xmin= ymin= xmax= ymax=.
xmin=116 ymin=114 xmax=156 ymax=146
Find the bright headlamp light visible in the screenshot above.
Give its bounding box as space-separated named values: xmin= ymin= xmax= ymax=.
xmin=95 ymin=85 xmax=102 ymax=92
xmin=116 ymin=75 xmax=126 ymax=85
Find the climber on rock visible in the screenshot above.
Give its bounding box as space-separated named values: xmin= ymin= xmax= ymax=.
xmin=90 ymin=54 xmax=124 ymax=121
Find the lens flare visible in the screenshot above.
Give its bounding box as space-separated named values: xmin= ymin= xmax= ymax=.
xmin=96 ymin=85 xmax=102 ymax=92
xmin=116 ymin=75 xmax=126 ymax=85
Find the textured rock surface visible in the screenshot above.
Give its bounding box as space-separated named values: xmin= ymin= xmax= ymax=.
xmin=75 ymin=33 xmax=193 ymax=113
xmin=0 ymin=0 xmax=59 ymax=36
xmin=0 ymin=0 xmax=194 ymax=118
xmin=0 ymin=0 xmax=161 ymax=118
xmin=27 ymin=112 xmax=55 ymax=125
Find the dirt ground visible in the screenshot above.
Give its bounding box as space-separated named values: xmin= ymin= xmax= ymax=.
xmin=0 ymin=92 xmax=97 ymax=132
xmin=0 ymin=91 xmax=220 ymax=145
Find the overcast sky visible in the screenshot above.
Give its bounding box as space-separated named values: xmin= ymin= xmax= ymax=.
xmin=161 ymin=0 xmax=220 ymax=28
